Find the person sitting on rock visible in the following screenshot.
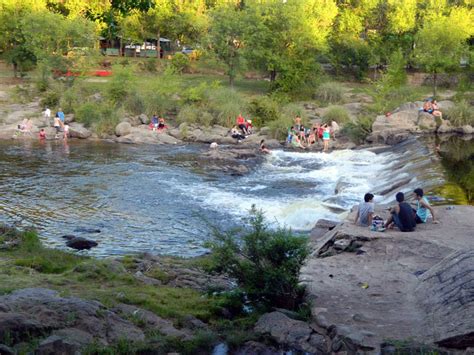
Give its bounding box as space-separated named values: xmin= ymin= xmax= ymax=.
xmin=413 ymin=188 xmax=437 ymax=224
xmin=245 ymin=120 xmax=253 ymax=134
xmin=151 ymin=114 xmax=159 ymax=131
xmin=291 ymin=132 xmax=306 ymax=149
xmin=384 ymin=192 xmax=416 ymax=232
xmin=158 ymin=117 xmax=166 ymax=131
xmin=236 ymin=114 xmax=248 ymax=135
xmin=231 ymin=125 xmax=246 ymax=141
xmin=354 ymin=193 xmax=375 ymax=227
xmin=287 ymin=126 xmax=295 ymax=144
xmin=423 ymin=100 xmax=434 ymax=114
xmin=431 ymin=100 xmax=443 ymax=119
xmin=260 ymin=139 xmax=271 ymax=154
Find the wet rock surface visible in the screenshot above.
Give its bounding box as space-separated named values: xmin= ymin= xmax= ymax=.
xmin=63 ymin=236 xmax=98 ymax=250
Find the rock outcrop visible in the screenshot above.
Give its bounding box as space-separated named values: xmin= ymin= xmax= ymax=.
xmin=0 ymin=288 xmax=144 ymax=345
xmin=255 ymin=311 xmax=328 ymax=353
xmin=300 ymin=206 xmax=474 ymax=352
xmin=416 ymin=249 xmax=474 ymax=349
xmin=68 ymin=122 xmax=92 ymax=139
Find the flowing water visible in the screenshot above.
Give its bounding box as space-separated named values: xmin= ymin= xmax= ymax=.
xmin=0 ymin=136 xmax=470 ymax=257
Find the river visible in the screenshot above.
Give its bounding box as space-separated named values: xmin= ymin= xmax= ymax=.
xmin=0 ymin=136 xmax=471 ymax=257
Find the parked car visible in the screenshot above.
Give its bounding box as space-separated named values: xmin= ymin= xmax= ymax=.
xmin=181 ymin=47 xmax=194 ymax=55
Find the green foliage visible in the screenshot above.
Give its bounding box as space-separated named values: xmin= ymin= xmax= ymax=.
xmin=249 ymin=96 xmax=281 ymax=127
xmin=206 ymin=207 xmax=309 ymax=310
xmin=178 ymin=84 xmax=248 ymax=127
xmin=40 ymin=89 xmax=61 ymax=109
xmin=106 ymin=66 xmax=136 ymax=104
xmin=322 ymin=105 xmax=350 ymax=125
xmin=413 ymin=8 xmax=473 ymax=96
xmin=314 ymin=81 xmax=344 ymax=105
xmin=207 ymin=4 xmax=246 ymax=87
xmin=75 ymin=101 xmax=120 ymax=136
xmin=171 ymin=53 xmax=190 ymax=74
xmin=0 ymin=228 xmax=85 ymax=274
xmin=342 ymin=116 xmax=375 ymax=144
xmin=329 ymin=36 xmax=373 ymax=80
xmin=445 ymin=100 xmax=474 ymax=127
xmin=140 ymin=58 xmax=159 ymax=73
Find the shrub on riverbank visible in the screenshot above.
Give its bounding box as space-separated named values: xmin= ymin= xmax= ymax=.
xmin=445 ymin=100 xmax=473 ymax=126
xmin=313 ymin=81 xmax=344 ymax=104
xmin=205 ymin=207 xmax=309 ymax=311
xmin=322 ymin=105 xmax=350 ymax=125
xmin=342 ymin=115 xmax=374 ymax=144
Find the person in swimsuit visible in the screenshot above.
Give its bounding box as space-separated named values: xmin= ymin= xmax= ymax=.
xmin=294 ymin=116 xmax=302 ymax=131
xmin=260 ymin=139 xmax=271 ymax=154
xmin=158 ymin=117 xmax=166 ymax=130
xmin=322 ymin=124 xmax=330 ymax=152
xmin=39 ymin=128 xmax=46 ymax=140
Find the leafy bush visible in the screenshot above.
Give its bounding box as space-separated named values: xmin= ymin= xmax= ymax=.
xmin=249 ymin=96 xmax=281 ymax=126
xmin=107 ymin=66 xmax=135 ymax=104
xmin=75 ymin=102 xmax=102 ymax=127
xmin=171 ymin=53 xmax=190 ymax=74
xmin=124 ymin=91 xmax=146 ymax=115
xmin=207 ymin=87 xmax=247 ymax=126
xmin=206 ymin=207 xmax=309 ymax=310
xmin=445 ymin=100 xmax=474 ymax=126
xmin=268 ymin=115 xmax=294 ymax=140
xmin=314 ymin=82 xmax=344 ymax=104
xmin=141 ymin=58 xmax=159 ymax=73
xmin=178 ymin=85 xmax=247 ymax=127
xmin=322 ymin=105 xmax=350 ymax=125
xmin=75 ymin=101 xmax=120 ymax=136
xmin=40 ymin=90 xmax=61 ymax=108
xmin=342 ymin=116 xmax=374 ymax=144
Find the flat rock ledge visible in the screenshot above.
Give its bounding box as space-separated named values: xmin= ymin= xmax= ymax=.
xmin=300 ymin=205 xmax=474 ymax=353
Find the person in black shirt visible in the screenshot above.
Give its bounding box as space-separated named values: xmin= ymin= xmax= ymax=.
xmin=384 ymin=192 xmax=416 ymax=232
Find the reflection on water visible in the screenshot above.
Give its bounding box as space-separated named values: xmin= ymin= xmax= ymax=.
xmin=429 ymin=135 xmax=474 ymax=205
xmin=437 ymin=135 xmax=474 ymax=204
xmin=0 ymin=136 xmax=470 ymax=257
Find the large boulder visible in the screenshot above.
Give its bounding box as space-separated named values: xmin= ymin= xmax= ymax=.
xmin=114 ymin=127 xmax=180 ymax=145
xmin=416 ymin=249 xmax=474 ymax=349
xmin=370 ymin=110 xmax=418 ymax=144
xmin=417 ymin=112 xmax=438 ymax=132
xmin=36 ymin=328 xmax=93 ymax=355
xmin=68 ymin=122 xmax=92 ymax=139
xmin=115 ymin=121 xmax=132 ymax=137
xmin=64 ymin=236 xmax=98 ymax=250
xmin=437 ymin=119 xmax=455 ymax=134
xmin=0 ymin=288 xmax=144 ymax=345
xmin=138 ymin=114 xmax=149 ymax=125
xmin=254 ymin=312 xmax=328 ymax=353
xmin=460 ymin=125 xmax=473 ymax=135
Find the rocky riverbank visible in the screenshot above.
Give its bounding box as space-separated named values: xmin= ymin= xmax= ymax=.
xmin=295 ymin=205 xmax=474 ymax=353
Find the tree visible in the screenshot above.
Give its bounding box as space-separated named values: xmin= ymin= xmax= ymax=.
xmin=206 ymin=207 xmax=309 ymax=310
xmin=243 ymin=0 xmax=337 ymax=91
xmin=413 ymin=7 xmax=473 ymax=96
xmin=206 ymin=3 xmax=245 ymax=87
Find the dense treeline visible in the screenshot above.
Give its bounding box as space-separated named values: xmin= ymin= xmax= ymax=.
xmin=0 ymin=0 xmax=472 ymax=92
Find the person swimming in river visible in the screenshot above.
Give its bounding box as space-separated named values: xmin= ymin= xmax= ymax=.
xmin=260 ymin=139 xmax=271 ymax=154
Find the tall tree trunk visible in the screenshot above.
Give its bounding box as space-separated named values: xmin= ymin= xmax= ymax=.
xmin=433 ymin=72 xmax=437 ymax=98
xmin=270 ymin=70 xmax=277 ymax=82
xmin=119 ymin=36 xmax=123 ymax=57
xmin=156 ymin=31 xmax=161 ymax=59
xmin=13 ymin=62 xmax=18 ymax=78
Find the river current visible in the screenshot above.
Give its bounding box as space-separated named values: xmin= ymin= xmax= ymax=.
xmin=0 ymin=138 xmax=459 ymax=257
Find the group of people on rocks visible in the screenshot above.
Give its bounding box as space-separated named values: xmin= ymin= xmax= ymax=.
xmin=287 ymin=116 xmax=338 ymax=152
xmin=422 ymin=98 xmax=442 ymax=119
xmin=354 ymin=188 xmax=437 ymax=232
xmin=149 ymin=114 xmax=167 ymax=132
xmin=36 ymin=107 xmax=69 ymax=140
xmin=231 ymin=114 xmax=253 ymax=141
